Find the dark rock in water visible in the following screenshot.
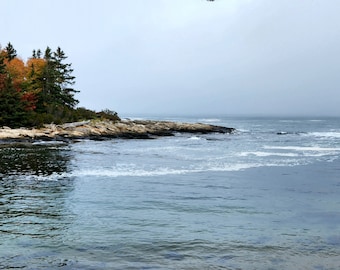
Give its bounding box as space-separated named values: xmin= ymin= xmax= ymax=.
xmin=0 ymin=119 xmax=235 ymax=142
xmin=276 ymin=131 xmax=304 ymax=135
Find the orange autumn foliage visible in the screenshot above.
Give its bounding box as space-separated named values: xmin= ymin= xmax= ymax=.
xmin=26 ymin=58 xmax=46 ymax=78
xmin=4 ymin=57 xmax=25 ymax=92
xmin=1 ymin=55 xmax=45 ymax=111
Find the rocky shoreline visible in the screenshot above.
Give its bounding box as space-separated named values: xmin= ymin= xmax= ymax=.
xmin=0 ymin=119 xmax=235 ymax=143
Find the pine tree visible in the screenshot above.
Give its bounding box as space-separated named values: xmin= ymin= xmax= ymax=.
xmin=0 ymin=75 xmax=28 ymax=127
xmin=37 ymin=49 xmax=42 ymax=58
xmin=52 ymin=47 xmax=79 ymax=108
xmin=0 ymin=54 xmax=5 ymax=74
xmin=0 ymin=54 xmax=7 ymax=90
xmin=35 ymin=47 xmax=78 ymax=113
xmin=35 ymin=46 xmax=54 ymax=111
xmin=5 ymin=42 xmax=17 ymax=61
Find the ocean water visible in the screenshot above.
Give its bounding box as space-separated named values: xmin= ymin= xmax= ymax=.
xmin=0 ymin=116 xmax=340 ymax=269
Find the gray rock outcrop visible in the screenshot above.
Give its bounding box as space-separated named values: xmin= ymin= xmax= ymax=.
xmin=0 ymin=119 xmax=234 ymax=142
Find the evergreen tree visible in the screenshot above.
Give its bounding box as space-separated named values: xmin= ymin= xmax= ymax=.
xmin=5 ymin=42 xmax=17 ymax=61
xmin=0 ymin=54 xmax=5 ymax=74
xmin=52 ymin=47 xmax=79 ymax=107
xmin=36 ymin=46 xmax=78 ymax=113
xmin=0 ymin=75 xmax=28 ymax=127
xmin=31 ymin=49 xmax=42 ymax=59
xmin=0 ymin=54 xmax=6 ymax=90
xmin=35 ymin=46 xmax=54 ymax=112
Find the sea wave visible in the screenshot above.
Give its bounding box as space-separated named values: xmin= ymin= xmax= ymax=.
xmin=69 ymin=162 xmax=264 ymax=178
xmin=69 ymin=159 xmax=310 ymax=178
xmin=187 ymin=136 xmax=202 ymax=140
xmin=198 ymin=118 xmax=221 ymax=123
xmin=307 ymin=132 xmax=340 ymax=138
xmin=236 ymin=129 xmax=250 ymax=133
xmin=308 ymin=119 xmax=325 ymax=122
xmin=238 ymin=151 xmax=299 ymax=157
xmin=264 ymin=146 xmax=340 ymax=151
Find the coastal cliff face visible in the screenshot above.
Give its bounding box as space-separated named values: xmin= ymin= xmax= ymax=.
xmin=0 ymin=120 xmax=234 ymax=142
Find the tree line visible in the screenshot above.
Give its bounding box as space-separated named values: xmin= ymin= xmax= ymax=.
xmin=0 ymin=42 xmax=119 ymax=128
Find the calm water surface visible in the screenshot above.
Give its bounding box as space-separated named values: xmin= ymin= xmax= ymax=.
xmin=0 ymin=116 xmax=340 ymax=269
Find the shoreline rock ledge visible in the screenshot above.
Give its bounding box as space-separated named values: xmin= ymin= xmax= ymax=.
xmin=0 ymin=119 xmax=235 ymax=142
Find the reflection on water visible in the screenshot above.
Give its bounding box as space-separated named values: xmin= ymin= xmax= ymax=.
xmin=0 ymin=144 xmax=75 ymax=269
xmin=0 ymin=144 xmax=71 ymax=176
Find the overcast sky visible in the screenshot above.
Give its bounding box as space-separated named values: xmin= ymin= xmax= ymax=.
xmin=2 ymin=0 xmax=340 ymax=117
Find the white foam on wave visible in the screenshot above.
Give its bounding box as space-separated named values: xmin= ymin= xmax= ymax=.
xmin=11 ymin=165 xmax=258 ymax=180
xmin=308 ymin=132 xmax=340 ymax=138
xmin=73 ymin=167 xmax=196 ymax=177
xmin=71 ymin=162 xmax=266 ymax=178
xmin=206 ymin=163 xmax=263 ymax=172
xmin=12 ymin=171 xmax=72 ymax=182
xmin=32 ymin=140 xmax=67 ymax=146
xmin=70 ymin=158 xmax=302 ymax=178
xmin=187 ymin=136 xmax=202 ymax=140
xmin=36 ymin=161 xmax=296 ymax=180
xmin=279 ymin=120 xmax=301 ymax=123
xmin=238 ymin=151 xmax=299 ymax=157
xmin=236 ymin=129 xmax=250 ymax=133
xmin=264 ymin=145 xmax=340 ymax=151
xmin=10 ymin=160 xmax=308 ymax=181
xmin=198 ymin=118 xmax=221 ymax=123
